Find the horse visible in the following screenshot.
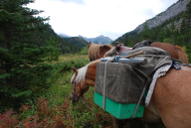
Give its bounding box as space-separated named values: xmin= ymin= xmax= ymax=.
xmin=87 ymin=42 xmax=112 ymax=61
xmin=151 ymin=42 xmax=189 ymax=64
xmin=70 ymin=59 xmax=191 ymax=128
xmin=105 ymin=42 xmax=189 ymax=64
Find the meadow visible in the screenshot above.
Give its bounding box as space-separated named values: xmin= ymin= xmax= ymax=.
xmin=0 ymin=54 xmax=113 ymax=128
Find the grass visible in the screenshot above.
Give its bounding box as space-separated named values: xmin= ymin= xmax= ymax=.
xmin=0 ymin=54 xmax=113 ymax=128
xmin=42 ymin=54 xmax=113 ymax=127
xmin=0 ymin=53 xmax=167 ymax=128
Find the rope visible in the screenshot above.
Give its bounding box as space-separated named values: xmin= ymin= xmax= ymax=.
xmin=131 ymin=83 xmax=147 ymax=118
xmin=102 ymin=61 xmax=109 ymax=110
xmin=131 ymin=68 xmax=150 ymax=118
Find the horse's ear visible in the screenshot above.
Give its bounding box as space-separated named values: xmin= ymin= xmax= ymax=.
xmin=72 ymin=67 xmax=77 ymax=73
xmin=87 ymin=42 xmax=92 ymax=48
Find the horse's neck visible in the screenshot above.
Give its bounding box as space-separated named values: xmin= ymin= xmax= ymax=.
xmin=85 ymin=60 xmax=100 ymax=86
xmin=86 ymin=62 xmax=97 ymax=85
xmin=75 ymin=60 xmax=98 ymax=85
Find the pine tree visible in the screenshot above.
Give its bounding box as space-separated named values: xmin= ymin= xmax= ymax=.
xmin=0 ymin=0 xmax=59 ymax=110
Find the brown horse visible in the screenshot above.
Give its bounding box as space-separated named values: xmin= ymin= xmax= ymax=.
xmin=105 ymin=42 xmax=189 ymax=64
xmin=151 ymin=42 xmax=189 ymax=64
xmin=87 ymin=42 xmax=112 ymax=61
xmin=70 ymin=59 xmax=191 ymax=128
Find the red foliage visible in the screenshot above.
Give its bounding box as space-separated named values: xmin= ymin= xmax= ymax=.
xmin=0 ymin=110 xmax=19 ymax=128
xmin=37 ymin=98 xmax=50 ymax=118
xmin=19 ymin=105 xmax=31 ymax=112
xmin=0 ymin=98 xmax=113 ymax=128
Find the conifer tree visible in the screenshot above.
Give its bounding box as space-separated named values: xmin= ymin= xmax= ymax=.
xmin=0 ymin=0 xmax=59 ymax=110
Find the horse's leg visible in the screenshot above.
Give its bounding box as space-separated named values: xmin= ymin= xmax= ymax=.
xmin=112 ymin=117 xmax=119 ymax=128
xmin=112 ymin=118 xmax=131 ymax=128
xmin=144 ymin=121 xmax=165 ymax=128
xmin=112 ymin=118 xmax=146 ymax=128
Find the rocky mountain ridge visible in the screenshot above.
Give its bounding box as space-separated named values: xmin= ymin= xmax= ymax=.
xmin=135 ymin=0 xmax=190 ymax=33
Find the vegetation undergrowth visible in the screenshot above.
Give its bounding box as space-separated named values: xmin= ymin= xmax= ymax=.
xmin=0 ymin=54 xmax=113 ymax=128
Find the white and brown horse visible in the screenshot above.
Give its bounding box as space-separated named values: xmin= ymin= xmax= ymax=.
xmin=70 ymin=58 xmax=191 ymax=128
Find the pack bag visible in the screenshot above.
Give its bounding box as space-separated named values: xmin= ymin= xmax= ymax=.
xmin=94 ymin=47 xmax=172 ymax=119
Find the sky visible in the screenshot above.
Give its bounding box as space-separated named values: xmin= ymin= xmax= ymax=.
xmin=28 ymin=0 xmax=178 ymax=40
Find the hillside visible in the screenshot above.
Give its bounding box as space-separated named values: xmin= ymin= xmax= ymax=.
xmin=114 ymin=0 xmax=191 ymax=60
xmin=59 ymin=36 xmax=88 ymax=53
xmin=58 ymin=35 xmax=112 ymax=52
xmin=135 ymin=0 xmax=190 ymax=33
xmin=115 ymin=0 xmax=191 ymax=45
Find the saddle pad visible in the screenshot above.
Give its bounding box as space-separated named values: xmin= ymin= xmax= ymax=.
xmin=145 ymin=64 xmax=172 ymax=106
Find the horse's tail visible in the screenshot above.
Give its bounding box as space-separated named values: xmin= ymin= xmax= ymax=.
xmin=175 ymin=45 xmax=189 ymax=64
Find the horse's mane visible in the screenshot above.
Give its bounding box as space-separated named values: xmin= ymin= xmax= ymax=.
xmin=71 ymin=59 xmax=99 ymax=85
xmin=74 ymin=66 xmax=88 ymax=84
xmin=70 ymin=66 xmax=88 ymax=85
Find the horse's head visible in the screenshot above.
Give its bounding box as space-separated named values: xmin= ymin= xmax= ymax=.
xmin=104 ymin=43 xmax=132 ymax=57
xmin=100 ymin=45 xmax=112 ymax=53
xmin=70 ymin=60 xmax=99 ymax=103
xmin=88 ymin=43 xmax=112 ymax=61
xmin=70 ymin=66 xmax=89 ymax=103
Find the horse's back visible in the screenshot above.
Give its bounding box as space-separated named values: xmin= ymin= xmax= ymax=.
xmin=151 ymin=42 xmax=178 ymax=59
xmin=151 ymin=42 xmax=189 ymax=64
xmin=175 ymin=45 xmax=189 ymax=64
xmin=153 ymin=67 xmax=191 ymax=128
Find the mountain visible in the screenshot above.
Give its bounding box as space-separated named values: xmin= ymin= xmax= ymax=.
xmin=59 ymin=33 xmax=70 ymax=38
xmin=59 ymin=36 xmax=88 ymax=53
xmin=63 ymin=36 xmax=88 ymax=48
xmin=84 ymin=35 xmax=113 ymax=44
xmin=58 ymin=34 xmax=112 ymax=53
xmin=114 ymin=0 xmax=191 ymax=47
xmin=135 ymin=0 xmax=190 ymax=33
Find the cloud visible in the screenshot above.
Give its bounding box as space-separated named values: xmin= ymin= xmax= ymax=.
xmin=143 ymin=9 xmax=156 ymax=18
xmin=56 ymin=0 xmax=84 ymax=4
xmin=102 ymin=32 xmax=124 ymax=40
xmin=28 ymin=0 xmax=178 ymax=39
xmin=160 ymin=0 xmax=178 ymax=7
